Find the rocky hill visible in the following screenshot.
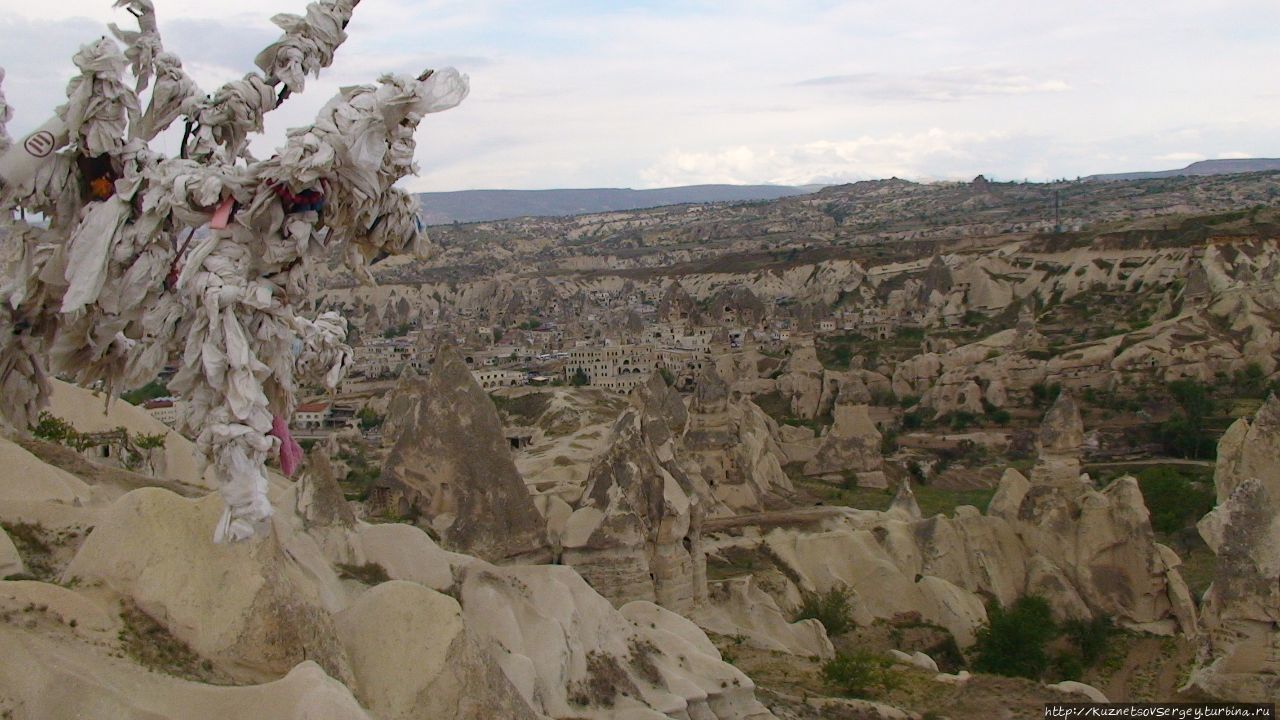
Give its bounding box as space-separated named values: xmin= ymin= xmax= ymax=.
xmin=416 ymin=184 xmax=821 ymax=224
xmin=1086 ymin=158 xmax=1280 ymax=182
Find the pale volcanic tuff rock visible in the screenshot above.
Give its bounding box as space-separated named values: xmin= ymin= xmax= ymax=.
xmin=61 ymin=489 xmax=355 ymax=685
xmin=817 ymin=368 xmax=893 ymax=419
xmin=0 ymin=381 xmax=779 ymax=720
xmin=1030 ymin=391 xmax=1086 ymax=486
xmin=636 ymin=371 xmax=690 ymax=439
xmin=561 ymin=405 xmax=706 ymax=612
xmin=0 ymin=526 xmax=24 ymax=578
xmin=34 ymin=484 xmax=780 ymax=720
xmin=708 ymin=458 xmax=1194 ymax=646
xmin=0 ymin=435 xmax=96 ymax=505
xmin=0 ymin=647 xmax=374 ymax=720
xmin=693 ymin=574 xmax=836 ymax=660
xmin=708 ymin=285 xmax=768 ymax=326
xmin=803 ymin=403 xmax=886 ymax=487
xmin=989 ymin=402 xmax=1195 ymax=632
xmin=760 ymin=521 xmax=991 ymax=646
xmin=1191 ymin=395 xmax=1280 ymax=699
xmin=775 ymin=423 xmax=819 ymax=465
xmin=293 ymin=446 xmax=361 ymax=564
xmin=775 ymin=343 xmax=826 ymax=420
xmin=378 ymin=346 xmax=549 ymax=564
xmin=379 ymin=364 xmax=428 ymax=447
xmin=1010 ymin=476 xmax=1197 ymax=632
xmin=887 ymin=481 xmax=923 ymax=522
xmin=684 ymin=367 xmax=794 ymax=514
xmin=295 ymin=446 xmax=357 ymax=531
xmin=335 ymin=581 xmax=539 ymax=720
xmin=354 ymin=511 xmax=777 ymax=718
xmin=657 ymin=280 xmax=700 ymax=323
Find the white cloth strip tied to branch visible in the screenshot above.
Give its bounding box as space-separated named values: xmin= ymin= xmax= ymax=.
xmin=0 ymin=68 xmax=12 ymax=153
xmin=255 ymin=0 xmax=358 ymax=95
xmin=0 ymin=0 xmax=469 ymax=543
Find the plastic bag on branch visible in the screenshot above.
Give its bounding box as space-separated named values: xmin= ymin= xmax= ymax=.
xmin=137 ymin=53 xmax=201 ymax=141
xmin=255 ymin=0 xmax=357 ymax=94
xmin=59 ymin=38 xmax=139 ymax=158
xmin=0 ymin=67 xmax=12 ymax=151
xmin=108 ymin=0 xmax=162 ymax=92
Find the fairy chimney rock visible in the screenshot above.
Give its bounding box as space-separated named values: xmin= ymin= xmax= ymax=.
xmin=379 ymin=345 xmax=548 ymax=563
xmin=1030 ymin=391 xmax=1085 ymax=486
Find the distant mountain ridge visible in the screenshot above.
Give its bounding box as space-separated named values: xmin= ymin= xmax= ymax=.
xmin=415 ymin=184 xmax=822 ymax=224
xmin=1086 ymin=158 xmax=1280 ymax=182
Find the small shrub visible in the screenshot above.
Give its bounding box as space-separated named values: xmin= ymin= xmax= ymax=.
xmin=356 ymin=406 xmax=384 ymax=431
xmin=118 ymin=600 xmax=216 ymax=681
xmin=925 ymin=632 xmax=966 ymax=673
xmin=628 ymin=638 xmax=664 ymax=687
xmin=822 ymin=651 xmax=897 ymax=698
xmin=1136 ymin=468 xmax=1216 ymax=534
xmin=133 ymin=432 xmax=167 ymax=450
xmin=336 ymin=562 xmax=391 ymax=585
xmin=971 ymin=595 xmax=1057 ymax=679
xmin=1063 ymin=615 xmax=1115 ymax=666
xmin=880 ymin=429 xmax=899 ymax=455
xmin=32 ymin=412 xmax=80 ymax=446
xmin=1031 ymin=382 xmax=1062 ymax=407
xmin=1051 ymin=651 xmax=1084 ymax=681
xmin=795 ymin=587 xmax=855 ymax=637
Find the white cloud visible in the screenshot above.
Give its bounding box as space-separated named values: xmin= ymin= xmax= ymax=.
xmin=2 ymin=0 xmax=1279 ymax=190
xmin=795 ymin=68 xmax=1071 ymax=103
xmin=1156 ymin=152 xmax=1207 ymax=163
xmin=640 ymin=129 xmax=1007 ymax=187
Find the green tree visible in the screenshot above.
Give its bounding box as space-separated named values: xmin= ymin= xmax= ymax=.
xmin=972 ymin=595 xmax=1057 ymax=679
xmin=357 ymin=407 xmax=384 ymax=431
xmin=570 ymin=368 xmax=589 ymax=387
xmin=795 ymin=587 xmax=855 ymax=637
xmin=1136 ymin=467 xmax=1216 ymax=534
xmin=822 ymin=651 xmax=897 ymax=698
xmin=1160 ymin=379 xmax=1217 ymax=459
xmin=1062 ymin=615 xmax=1115 ymax=666
xmin=122 ymin=379 xmax=169 ymax=405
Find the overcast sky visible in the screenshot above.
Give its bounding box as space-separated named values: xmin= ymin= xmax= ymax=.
xmin=2 ymin=0 xmax=1278 ymax=191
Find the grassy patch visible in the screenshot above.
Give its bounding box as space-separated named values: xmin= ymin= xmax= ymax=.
xmin=914 ymin=486 xmax=997 ymax=517
xmin=1 ymin=522 xmax=55 ymax=580
xmin=118 ymin=600 xmax=222 ymax=682
xmin=1134 ymin=467 xmax=1216 ymax=534
xmin=490 ymin=392 xmax=552 ymax=424
xmin=568 ymin=650 xmax=642 ymax=708
xmin=628 ymin=638 xmax=664 ymax=687
xmin=795 ymin=476 xmax=995 ymax=518
xmin=822 ymin=650 xmax=900 ymax=699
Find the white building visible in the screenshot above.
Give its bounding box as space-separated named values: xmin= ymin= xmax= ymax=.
xmin=293 ymin=402 xmax=331 ymax=430
xmin=563 ymin=345 xmax=655 ymax=387
xmin=473 ymin=369 xmax=526 ymax=390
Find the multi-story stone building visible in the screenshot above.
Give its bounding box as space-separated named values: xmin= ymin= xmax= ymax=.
xmin=472 ymin=368 xmax=527 ymax=390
